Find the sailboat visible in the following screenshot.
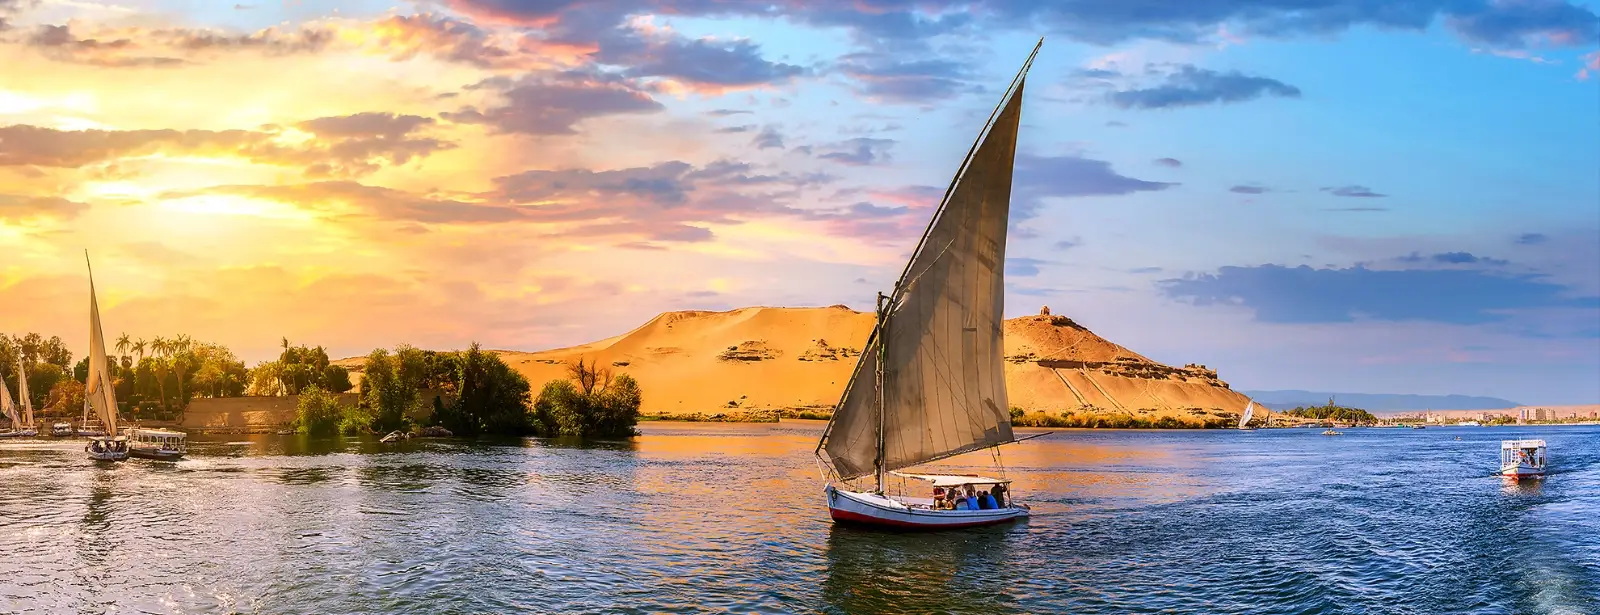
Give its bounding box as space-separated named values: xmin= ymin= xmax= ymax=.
xmin=83 ymin=252 xmax=129 ymax=461
xmin=814 ymin=41 xmax=1042 ymax=530
xmin=0 ymin=361 xmax=23 ymax=438
xmin=1238 ymin=401 xmax=1256 ymax=431
xmin=15 ymin=351 xmax=37 ymax=436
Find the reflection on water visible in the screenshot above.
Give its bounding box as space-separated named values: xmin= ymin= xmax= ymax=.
xmin=0 ymin=424 xmax=1596 ymax=614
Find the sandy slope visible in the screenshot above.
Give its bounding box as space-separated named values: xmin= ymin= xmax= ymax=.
xmin=337 ymin=306 xmax=1257 ymax=423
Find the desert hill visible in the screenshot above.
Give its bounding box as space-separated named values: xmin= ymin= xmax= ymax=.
xmin=336 ymin=305 xmax=1260 ymax=426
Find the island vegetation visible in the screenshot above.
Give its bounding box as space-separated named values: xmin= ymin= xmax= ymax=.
xmin=1281 ymin=398 xmax=1378 ymax=424
xmin=288 ymin=343 xmax=640 ymax=439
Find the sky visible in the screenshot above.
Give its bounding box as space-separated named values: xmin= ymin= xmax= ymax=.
xmin=0 ymin=0 xmax=1596 ymax=404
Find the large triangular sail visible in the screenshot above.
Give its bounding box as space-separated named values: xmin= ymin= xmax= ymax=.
xmin=1239 ymin=401 xmax=1255 ymax=429
xmin=821 ymin=42 xmax=1038 ymax=481
xmin=84 ymin=254 xmax=120 ymax=435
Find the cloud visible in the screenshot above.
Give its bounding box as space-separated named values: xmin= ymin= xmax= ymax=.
xmin=441 ymin=72 xmax=663 ymax=135
xmin=820 ymin=138 xmax=895 ymax=166
xmin=1013 ymin=153 xmax=1176 ymax=217
xmin=1447 ymin=1 xmax=1600 ymax=48
xmin=1153 ymin=157 xmax=1182 ymax=167
xmin=1322 ymin=185 xmax=1386 ymax=198
xmin=597 ymin=31 xmax=806 ymax=90
xmin=836 ymin=52 xmax=980 ymax=102
xmin=1398 ymin=251 xmax=1510 ymax=266
xmin=1006 ymin=257 xmax=1047 ymax=276
xmin=1229 ymin=185 xmax=1269 ymax=194
xmin=753 ymin=125 xmax=785 ymax=149
xmin=0 ymin=193 xmax=90 ymax=222
xmin=1054 ymin=237 xmax=1083 ymax=250
xmin=1160 ymin=261 xmax=1599 ymax=324
xmin=1108 ymin=65 xmax=1301 ymax=110
xmin=1516 ymin=232 xmax=1549 ymax=245
xmin=706 ymin=109 xmax=752 ymax=116
xmin=169 ymin=182 xmax=526 ymax=225
xmin=0 ymin=116 xmax=453 ymax=177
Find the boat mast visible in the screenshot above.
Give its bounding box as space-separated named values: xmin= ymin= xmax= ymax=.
xmin=874 ymin=291 xmax=888 ymax=494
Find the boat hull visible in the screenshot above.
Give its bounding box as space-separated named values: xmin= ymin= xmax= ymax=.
xmin=128 ymin=448 xmax=185 ymax=461
xmin=1500 ymin=464 xmax=1544 ymax=480
xmin=825 ymin=486 xmax=1028 ymax=530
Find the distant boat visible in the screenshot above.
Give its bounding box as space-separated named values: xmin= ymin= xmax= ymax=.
xmin=1238 ymin=401 xmax=1256 ymax=431
xmin=51 ymin=422 xmax=73 ymax=437
xmin=1459 ymin=421 xmax=1481 ymax=427
xmin=1500 ymin=439 xmax=1546 ymax=479
xmin=83 ymin=252 xmax=129 ymax=462
xmin=815 ymin=40 xmax=1043 ymax=531
xmin=128 ymin=428 xmax=187 ymax=460
xmin=1 ymin=349 xmax=38 ymax=438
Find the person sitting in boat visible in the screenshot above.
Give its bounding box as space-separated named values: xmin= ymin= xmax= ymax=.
xmin=931 ymin=487 xmax=950 ymax=510
xmin=978 ymin=490 xmax=997 ymax=510
xmin=953 ymin=492 xmax=971 ymax=510
xmin=990 ymin=484 xmax=1008 ymax=508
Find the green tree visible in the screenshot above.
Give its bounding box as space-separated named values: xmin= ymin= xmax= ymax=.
xmin=323 ymin=365 xmax=353 ymax=394
xmin=436 ymin=343 xmax=533 ymax=436
xmin=363 ymin=348 xmax=417 ymax=433
xmin=73 ymin=357 xmax=89 ymax=383
xmin=295 ymin=385 xmax=347 ymax=436
xmin=26 ymin=362 xmax=65 ymax=410
xmin=531 ymin=358 xmax=640 ymax=438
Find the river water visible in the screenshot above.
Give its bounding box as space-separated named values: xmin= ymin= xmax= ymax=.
xmin=1 ymin=422 xmax=1596 ymax=614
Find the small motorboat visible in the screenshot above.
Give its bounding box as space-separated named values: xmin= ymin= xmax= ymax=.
xmin=1459 ymin=421 xmax=1481 ymax=427
xmin=86 ymin=436 xmax=130 ymax=461
xmin=1500 ymin=439 xmax=1546 ymax=480
xmin=128 ymin=428 xmax=187 ymax=461
xmin=1321 ymin=427 xmax=1343 ymax=436
xmin=52 ymin=422 xmax=74 ymax=437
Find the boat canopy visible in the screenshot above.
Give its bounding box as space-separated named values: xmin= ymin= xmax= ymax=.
xmin=132 ymin=428 xmax=186 ymax=439
xmin=1502 ymin=439 xmax=1546 ymax=449
xmin=891 ymin=472 xmax=1011 ymax=487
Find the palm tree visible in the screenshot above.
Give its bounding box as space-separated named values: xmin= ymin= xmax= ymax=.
xmin=115 ymin=333 xmax=131 ymax=361
xmin=170 ymin=335 xmax=195 ymax=417
xmin=150 ymin=336 xmax=170 ymax=412
xmin=132 ymin=338 xmax=146 ymax=362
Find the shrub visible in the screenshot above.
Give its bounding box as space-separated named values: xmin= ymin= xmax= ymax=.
xmin=531 ymin=359 xmax=641 ymax=438
xmin=296 ymin=386 xmax=347 ymax=436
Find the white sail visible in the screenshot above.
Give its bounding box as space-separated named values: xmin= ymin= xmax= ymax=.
xmin=821 ymin=43 xmax=1036 ymax=481
xmin=85 ymin=255 xmax=120 ymax=435
xmin=16 ymin=351 xmax=32 ymax=427
xmin=1239 ymin=401 xmax=1255 ymax=429
xmin=1 ymin=364 xmax=18 ymax=426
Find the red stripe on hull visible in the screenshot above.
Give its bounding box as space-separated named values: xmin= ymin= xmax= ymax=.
xmin=829 ymin=507 xmax=1022 ymax=530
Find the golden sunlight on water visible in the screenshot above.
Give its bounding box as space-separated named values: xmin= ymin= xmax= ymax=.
xmin=0 ymin=423 xmax=1596 ymax=614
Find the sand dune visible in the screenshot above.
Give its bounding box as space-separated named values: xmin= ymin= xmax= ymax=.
xmin=336 ymin=306 xmax=1258 ymax=424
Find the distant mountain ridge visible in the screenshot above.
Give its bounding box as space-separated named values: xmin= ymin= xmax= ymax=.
xmin=1242 ymin=390 xmax=1520 ymax=412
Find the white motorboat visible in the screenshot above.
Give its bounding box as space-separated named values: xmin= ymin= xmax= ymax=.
xmin=815 ymin=41 xmax=1042 ymax=531
xmin=83 ymin=252 xmax=129 ymax=462
xmin=128 ymin=427 xmax=187 ymax=461
xmin=51 ymin=422 xmax=73 ymax=437
xmin=1500 ymin=439 xmax=1546 ymax=480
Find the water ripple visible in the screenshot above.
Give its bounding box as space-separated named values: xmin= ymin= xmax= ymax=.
xmin=1 ymin=426 xmax=1598 ymax=613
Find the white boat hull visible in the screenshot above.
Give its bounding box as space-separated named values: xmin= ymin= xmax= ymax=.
xmin=825 ymin=485 xmax=1028 ymax=530
xmin=1501 ymin=463 xmax=1544 ymax=479
xmin=0 ymin=429 xmax=38 ymax=438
